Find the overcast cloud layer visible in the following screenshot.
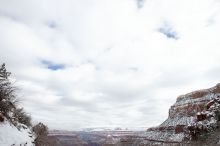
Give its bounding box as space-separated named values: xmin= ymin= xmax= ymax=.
xmin=0 ymin=0 xmax=220 ymax=130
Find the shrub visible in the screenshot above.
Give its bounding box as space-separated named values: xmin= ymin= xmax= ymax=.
xmin=13 ymin=108 xmax=32 ymax=127
xmin=33 ymin=122 xmax=59 ymax=146
xmin=0 ymin=63 xmax=32 ymax=127
xmin=0 ymin=63 xmax=16 ymax=119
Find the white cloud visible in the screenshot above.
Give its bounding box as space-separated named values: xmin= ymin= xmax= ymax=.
xmin=0 ymin=0 xmax=220 ymax=130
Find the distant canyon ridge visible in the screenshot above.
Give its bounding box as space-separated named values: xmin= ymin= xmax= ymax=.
xmin=48 ymin=83 xmax=220 ymax=146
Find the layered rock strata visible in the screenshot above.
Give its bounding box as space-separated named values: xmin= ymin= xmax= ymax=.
xmin=143 ymin=83 xmax=220 ymax=143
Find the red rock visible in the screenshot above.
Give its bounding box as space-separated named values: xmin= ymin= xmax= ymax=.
xmin=175 ymin=125 xmax=185 ymax=134
xmin=168 ymin=83 xmax=220 ymax=119
xmin=187 ymin=89 xmax=210 ymax=99
xmin=159 ymin=126 xmax=166 ymax=131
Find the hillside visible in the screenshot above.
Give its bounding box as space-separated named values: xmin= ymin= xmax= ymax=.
xmin=0 ymin=119 xmax=35 ymax=146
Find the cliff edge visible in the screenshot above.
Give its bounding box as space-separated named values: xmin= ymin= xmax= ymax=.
xmin=141 ymin=83 xmax=220 ymax=144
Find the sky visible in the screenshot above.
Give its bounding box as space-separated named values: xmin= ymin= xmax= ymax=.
xmin=0 ymin=0 xmax=220 ymax=130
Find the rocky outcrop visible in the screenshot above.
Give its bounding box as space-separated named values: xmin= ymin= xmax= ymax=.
xmin=142 ymin=83 xmax=220 ymax=144
xmin=169 ymin=83 xmax=220 ymax=119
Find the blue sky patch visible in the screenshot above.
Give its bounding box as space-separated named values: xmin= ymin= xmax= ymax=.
xmin=41 ymin=60 xmax=65 ymax=71
xmin=136 ymin=0 xmax=145 ymax=9
xmin=158 ymin=23 xmax=179 ymax=40
xmin=47 ymin=21 xmax=57 ymax=28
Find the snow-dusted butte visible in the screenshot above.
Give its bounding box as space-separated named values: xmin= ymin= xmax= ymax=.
xmin=0 ymin=120 xmax=35 ymax=146
xmin=141 ymin=83 xmax=220 ymax=144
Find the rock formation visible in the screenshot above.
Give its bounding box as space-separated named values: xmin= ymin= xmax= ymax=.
xmin=142 ymin=83 xmax=220 ymax=144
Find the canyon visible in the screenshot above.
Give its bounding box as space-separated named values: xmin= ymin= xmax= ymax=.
xmin=48 ymin=83 xmax=220 ymax=146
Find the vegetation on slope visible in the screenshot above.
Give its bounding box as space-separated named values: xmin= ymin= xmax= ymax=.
xmin=0 ymin=63 xmax=57 ymax=146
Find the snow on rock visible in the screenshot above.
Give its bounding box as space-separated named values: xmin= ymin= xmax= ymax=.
xmin=143 ymin=131 xmax=185 ymax=142
xmin=164 ymin=84 xmax=220 ymax=128
xmin=142 ymin=83 xmax=220 ymax=144
xmin=160 ymin=116 xmax=194 ymax=127
xmin=0 ymin=120 xmax=35 ymax=146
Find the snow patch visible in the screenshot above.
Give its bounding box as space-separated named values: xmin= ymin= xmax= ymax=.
xmin=0 ymin=120 xmax=35 ymax=146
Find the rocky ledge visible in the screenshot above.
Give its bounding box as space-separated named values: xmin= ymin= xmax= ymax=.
xmin=142 ymin=83 xmax=220 ymax=144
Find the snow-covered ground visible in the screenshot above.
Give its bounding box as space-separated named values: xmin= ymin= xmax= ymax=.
xmin=142 ymin=130 xmax=185 ymax=142
xmin=0 ymin=120 xmax=35 ymax=146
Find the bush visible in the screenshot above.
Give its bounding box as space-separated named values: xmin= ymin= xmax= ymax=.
xmin=33 ymin=122 xmax=50 ymax=146
xmin=0 ymin=63 xmax=32 ymax=127
xmin=33 ymin=122 xmax=59 ymax=146
xmin=0 ymin=63 xmax=16 ymax=119
xmin=33 ymin=122 xmax=48 ymax=136
xmin=13 ymin=108 xmax=32 ymax=127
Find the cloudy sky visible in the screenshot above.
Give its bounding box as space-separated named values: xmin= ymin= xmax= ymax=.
xmin=0 ymin=0 xmax=220 ymax=130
